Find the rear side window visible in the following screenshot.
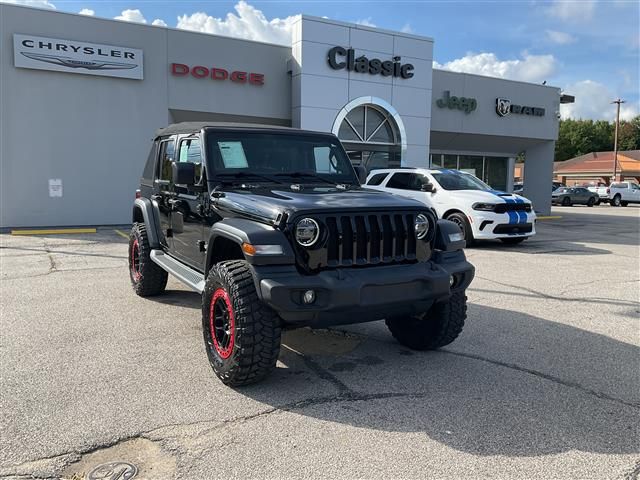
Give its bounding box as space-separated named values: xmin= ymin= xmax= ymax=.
xmin=141 ymin=142 xmax=157 ymax=181
xmin=367 ymin=173 xmax=388 ymax=186
xmin=157 ymin=139 xmax=175 ymax=182
xmin=386 ymin=172 xmax=412 ymax=189
xmin=611 ymin=182 xmax=627 ymax=188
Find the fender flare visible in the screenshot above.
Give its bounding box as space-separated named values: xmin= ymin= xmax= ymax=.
xmin=132 ymin=198 xmax=162 ymax=248
xmin=206 ymin=218 xmax=295 ymax=271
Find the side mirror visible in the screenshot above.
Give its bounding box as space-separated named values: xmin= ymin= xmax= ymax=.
xmin=354 ymin=165 xmax=367 ymax=184
xmin=421 ymin=183 xmax=435 ymax=192
xmin=172 ymin=162 xmax=196 ymax=185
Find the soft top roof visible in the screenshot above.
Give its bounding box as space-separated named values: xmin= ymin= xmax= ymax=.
xmin=154 ymin=121 xmax=329 ymax=138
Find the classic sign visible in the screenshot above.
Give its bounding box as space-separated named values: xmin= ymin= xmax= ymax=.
xmin=496 ymin=98 xmax=545 ymax=117
xmin=171 ymin=63 xmax=264 ymax=85
xmin=13 ymin=34 xmax=143 ymax=80
xmin=436 ymin=91 xmax=477 ymax=114
xmin=327 ymin=46 xmax=414 ymax=79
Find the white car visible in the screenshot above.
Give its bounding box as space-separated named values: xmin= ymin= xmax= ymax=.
xmin=608 ymin=181 xmax=640 ymax=207
xmin=365 ymin=168 xmax=536 ymax=244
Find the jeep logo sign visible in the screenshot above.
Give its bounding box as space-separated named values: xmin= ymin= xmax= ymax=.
xmin=327 ymin=47 xmax=414 ymax=79
xmin=436 ymin=91 xmax=477 ymax=114
xmin=13 ymin=34 xmax=143 ymax=80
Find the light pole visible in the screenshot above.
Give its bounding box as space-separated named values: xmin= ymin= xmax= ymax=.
xmin=611 ymin=98 xmax=626 ymax=182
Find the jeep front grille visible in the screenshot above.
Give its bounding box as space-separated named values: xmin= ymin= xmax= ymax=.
xmin=300 ymin=212 xmax=432 ymax=270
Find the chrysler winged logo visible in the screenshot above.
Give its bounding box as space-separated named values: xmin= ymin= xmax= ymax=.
xmin=20 ymin=52 xmax=138 ymax=71
xmin=496 ymin=98 xmax=511 ymax=117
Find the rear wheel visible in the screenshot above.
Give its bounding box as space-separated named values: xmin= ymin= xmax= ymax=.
xmin=386 ymin=292 xmax=467 ymax=350
xmin=445 ymin=212 xmax=474 ymax=246
xmin=202 ymin=260 xmax=281 ymax=386
xmin=611 ymin=195 xmax=622 ymax=207
xmin=562 ymin=197 xmax=571 ymax=206
xmin=128 ymin=223 xmax=167 ymax=296
xmin=587 ymin=197 xmax=595 ymax=207
xmin=595 ymin=199 xmax=601 ymax=206
xmin=500 ymin=237 xmax=526 ymax=245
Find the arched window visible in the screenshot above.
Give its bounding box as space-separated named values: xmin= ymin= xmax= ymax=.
xmin=335 ymin=103 xmax=402 ymax=172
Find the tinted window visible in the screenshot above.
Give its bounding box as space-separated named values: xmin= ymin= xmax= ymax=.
xmin=366 ymin=173 xmax=388 ymax=186
xmin=431 ymin=171 xmax=491 ymax=191
xmin=157 ymin=139 xmax=175 ymax=182
xmin=611 ymin=182 xmax=628 ymax=188
xmin=386 ymin=172 xmax=413 ymax=189
xmin=178 ymin=137 xmax=203 ymax=183
xmin=632 ymin=184 xmax=640 ymax=190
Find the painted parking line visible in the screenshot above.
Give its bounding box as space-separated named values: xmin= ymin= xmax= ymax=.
xmin=11 ymin=228 xmax=97 ymax=235
xmin=114 ymin=229 xmax=129 ymax=239
xmin=536 ymin=216 xmax=562 ymax=221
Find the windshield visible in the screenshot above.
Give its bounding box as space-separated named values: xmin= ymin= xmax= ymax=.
xmin=431 ymin=171 xmax=492 ymax=191
xmin=205 ymin=131 xmax=358 ymax=185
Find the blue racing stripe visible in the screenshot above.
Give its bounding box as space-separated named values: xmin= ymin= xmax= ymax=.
xmin=512 ymin=196 xmax=527 ymax=224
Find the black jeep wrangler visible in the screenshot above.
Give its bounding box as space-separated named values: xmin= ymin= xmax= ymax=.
xmin=129 ymin=122 xmax=474 ymax=386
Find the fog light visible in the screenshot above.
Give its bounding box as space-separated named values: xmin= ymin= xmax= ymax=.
xmin=303 ymin=290 xmax=316 ymax=304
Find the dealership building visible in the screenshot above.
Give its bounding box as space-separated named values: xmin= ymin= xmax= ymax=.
xmin=0 ymin=3 xmax=568 ymax=228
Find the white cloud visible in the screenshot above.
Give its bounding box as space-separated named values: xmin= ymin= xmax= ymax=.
xmin=177 ymin=1 xmax=299 ymax=45
xmin=546 ymin=0 xmax=596 ymax=22
xmin=545 ymin=29 xmax=576 ymax=45
xmin=401 ymin=23 xmax=414 ymax=34
xmin=560 ymin=80 xmax=639 ymax=120
xmin=115 ymin=8 xmax=146 ymax=23
xmin=78 ymin=8 xmax=94 ymax=16
xmin=434 ymin=52 xmax=557 ymax=83
xmin=355 ymin=17 xmax=376 ymax=27
xmin=152 ymin=18 xmax=167 ymax=27
xmin=0 ymin=0 xmax=55 ymax=9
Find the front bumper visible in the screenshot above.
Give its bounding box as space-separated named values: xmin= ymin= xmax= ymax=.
xmin=471 ymin=211 xmax=537 ymax=239
xmin=252 ymin=251 xmax=474 ymax=327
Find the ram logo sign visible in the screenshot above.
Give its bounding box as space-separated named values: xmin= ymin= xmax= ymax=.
xmin=13 ymin=34 xmax=143 ymax=80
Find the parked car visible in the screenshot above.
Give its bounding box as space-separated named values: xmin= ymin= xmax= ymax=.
xmin=129 ymin=122 xmax=475 ymax=386
xmin=365 ymin=168 xmax=536 ymax=245
xmin=513 ymin=182 xmax=563 ymax=196
xmin=587 ymin=184 xmax=609 ymax=204
xmin=608 ymin=181 xmax=640 ymax=207
xmin=551 ymin=187 xmax=598 ymax=206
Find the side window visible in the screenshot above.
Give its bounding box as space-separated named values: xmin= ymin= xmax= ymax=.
xmin=386 ymin=172 xmax=413 ymax=190
xmin=178 ymin=137 xmax=203 ymax=183
xmin=410 ymin=174 xmax=430 ymax=191
xmin=632 ymin=184 xmax=640 ymax=190
xmin=313 ymin=146 xmax=337 ymax=173
xmin=142 ymin=142 xmax=157 ymax=181
xmin=366 ymin=173 xmax=388 ymax=186
xmin=157 ymin=139 xmax=175 ymax=182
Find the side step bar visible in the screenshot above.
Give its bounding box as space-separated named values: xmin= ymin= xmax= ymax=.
xmin=150 ymin=250 xmax=205 ymax=293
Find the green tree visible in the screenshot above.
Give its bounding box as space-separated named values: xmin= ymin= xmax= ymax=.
xmin=617 ymin=116 xmax=640 ymax=151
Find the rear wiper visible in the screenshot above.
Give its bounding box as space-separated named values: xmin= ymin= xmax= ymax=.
xmin=214 ymin=172 xmax=283 ymax=184
xmin=274 ymin=172 xmax=340 ymax=186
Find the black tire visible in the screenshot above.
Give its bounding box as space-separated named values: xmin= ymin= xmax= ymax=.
xmin=587 ymin=197 xmax=595 ymax=207
xmin=500 ymin=237 xmax=526 ymax=245
xmin=385 ymin=292 xmax=467 ymax=350
xmin=562 ymin=197 xmax=571 ymax=206
xmin=611 ymin=195 xmax=621 ymax=207
xmin=445 ymin=212 xmax=474 ymax=246
xmin=129 ymin=223 xmax=168 ymax=297
xmin=202 ymin=260 xmax=281 ymax=386
xmin=595 ymin=199 xmax=601 ymax=206
xmin=621 ymin=201 xmax=629 ymax=207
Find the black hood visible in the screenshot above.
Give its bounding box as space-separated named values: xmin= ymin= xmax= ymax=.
xmin=213 ymin=185 xmax=426 ymax=225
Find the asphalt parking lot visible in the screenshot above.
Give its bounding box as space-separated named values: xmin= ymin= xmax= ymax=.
xmin=1 ymin=206 xmax=639 ymax=480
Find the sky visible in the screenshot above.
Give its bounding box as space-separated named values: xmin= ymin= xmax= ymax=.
xmin=3 ymin=0 xmax=639 ymax=121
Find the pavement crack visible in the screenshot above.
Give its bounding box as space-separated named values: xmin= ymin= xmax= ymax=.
xmin=281 ymin=344 xmax=353 ymax=394
xmin=442 ymin=348 xmax=640 ymax=409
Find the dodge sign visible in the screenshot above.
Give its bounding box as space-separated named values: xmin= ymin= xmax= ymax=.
xmin=13 ymin=34 xmax=143 ymax=80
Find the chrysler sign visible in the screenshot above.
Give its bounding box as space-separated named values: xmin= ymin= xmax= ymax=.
xmin=13 ymin=34 xmax=143 ymax=80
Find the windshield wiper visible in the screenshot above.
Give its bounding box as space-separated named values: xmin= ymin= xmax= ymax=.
xmin=214 ymin=172 xmax=283 ymax=184
xmin=274 ymin=172 xmax=344 ymax=186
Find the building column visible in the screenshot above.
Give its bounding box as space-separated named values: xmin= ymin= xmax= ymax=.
xmin=506 ymin=157 xmax=515 ymax=192
xmin=523 ymin=140 xmax=555 ymax=215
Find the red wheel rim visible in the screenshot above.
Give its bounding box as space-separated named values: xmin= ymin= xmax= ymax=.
xmin=130 ymin=239 xmax=141 ymax=281
xmin=209 ymin=288 xmax=235 ymax=359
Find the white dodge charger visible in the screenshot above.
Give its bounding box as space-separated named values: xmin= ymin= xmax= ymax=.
xmin=365 ymin=168 xmax=536 ymax=245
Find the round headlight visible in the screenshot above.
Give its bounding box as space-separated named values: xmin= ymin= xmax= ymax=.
xmin=414 ymin=214 xmax=430 ymax=240
xmin=295 ymin=218 xmax=320 ymax=246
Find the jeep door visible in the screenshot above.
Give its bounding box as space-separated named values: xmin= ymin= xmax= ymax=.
xmin=154 ymin=137 xmax=176 ymax=249
xmin=171 ymin=135 xmax=206 ymax=270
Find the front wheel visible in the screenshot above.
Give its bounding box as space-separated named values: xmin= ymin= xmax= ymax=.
xmin=385 ymin=292 xmax=467 ymax=350
xmin=445 ymin=212 xmax=474 ymax=246
xmin=202 ymin=260 xmax=282 ymax=386
xmin=500 ymin=237 xmax=526 ymax=245
xmin=562 ymin=197 xmax=571 ymax=206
